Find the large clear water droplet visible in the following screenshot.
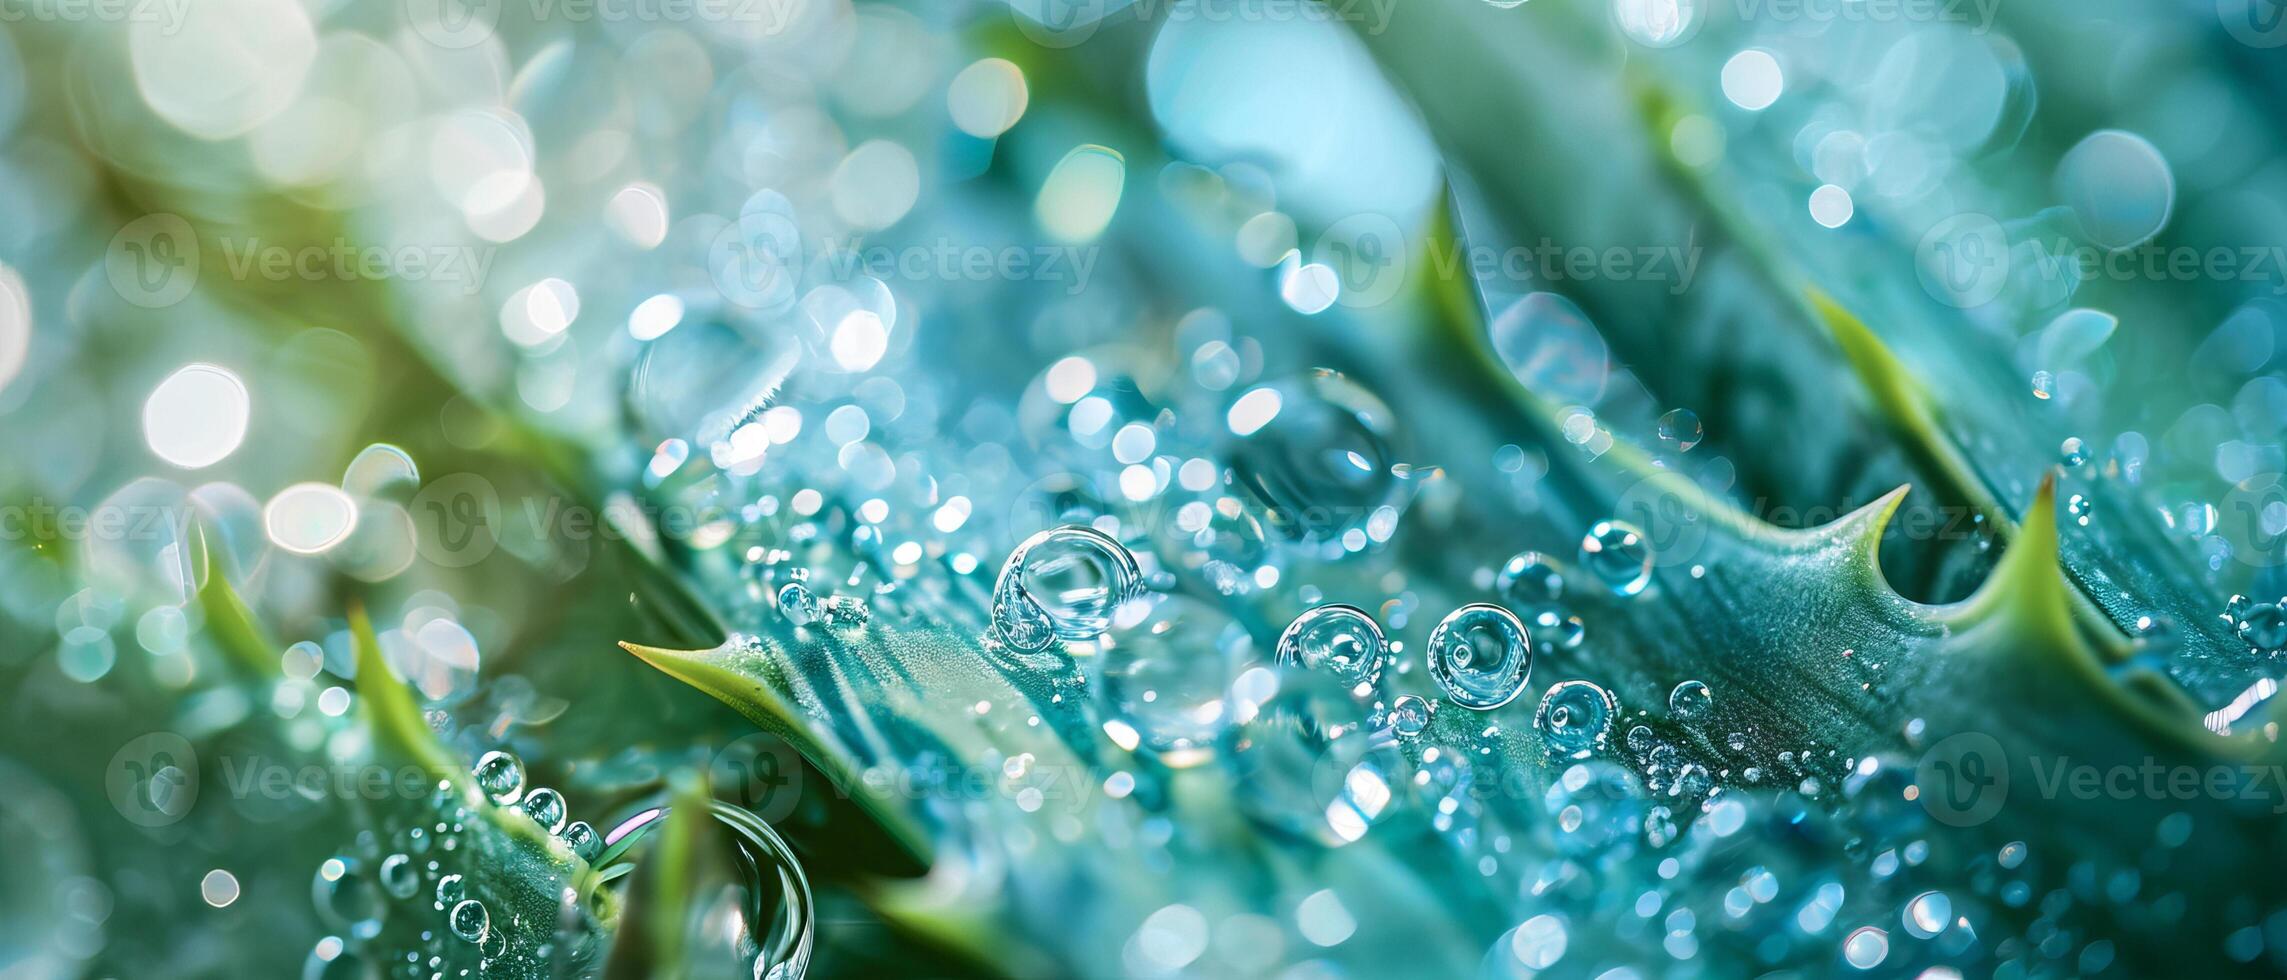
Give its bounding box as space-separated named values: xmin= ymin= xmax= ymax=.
xmin=449 ymin=898 xmax=489 ymax=943
xmin=474 ymin=750 xmax=524 ymax=805
xmin=1535 ymin=680 xmax=1618 ymax=758
xmin=1425 ymin=604 xmax=1532 ymax=710
xmin=377 ymin=853 xmax=418 ymax=900
xmin=1495 ymin=551 xmax=1564 ymax=609
xmin=1669 ymin=679 xmax=1713 ymax=720
xmin=1580 ymin=519 xmax=1653 ymax=596
xmin=991 ymin=524 xmax=1142 ymax=653
xmin=1223 ymin=369 xmax=1407 ymax=549
xmin=1097 ymin=595 xmax=1256 ymax=766
xmin=775 ymin=581 xmax=818 ymax=626
xmin=521 ymin=787 xmax=567 ymax=833
xmin=1275 ymin=603 xmax=1387 ymax=689
xmin=1222 ymin=668 xmax=1398 ymax=846
xmin=311 ymin=857 xmax=383 ymax=939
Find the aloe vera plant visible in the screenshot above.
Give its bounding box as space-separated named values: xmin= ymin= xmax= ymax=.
xmin=4 ymin=0 xmax=2287 ymax=977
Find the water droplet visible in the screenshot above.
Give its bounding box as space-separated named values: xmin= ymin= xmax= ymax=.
xmin=474 ymin=751 xmax=524 ymax=806
xmin=2060 ymin=436 xmax=2089 ymax=467
xmin=449 ymin=898 xmax=489 ymax=943
xmin=1275 ymin=603 xmax=1387 ymax=688
xmin=311 ymin=857 xmax=382 ymax=938
xmin=820 ymin=594 xmax=870 ymax=628
xmin=1626 ymin=725 xmax=1656 ymax=755
xmin=1669 ymin=680 xmax=1712 ymax=720
xmin=2066 ymin=493 xmax=2094 ymax=526
xmin=1903 ymin=891 xmax=1951 ymax=938
xmin=1224 ymin=369 xmax=1408 ymax=548
xmin=1535 ymin=680 xmax=1618 ymax=758
xmin=378 ymin=853 xmax=418 ymax=900
xmin=1657 ymin=409 xmax=1703 ymax=451
xmin=992 ymin=524 xmax=1142 ymax=653
xmin=1159 ymin=495 xmax=1271 ymax=596
xmin=1842 ymin=925 xmax=1889 ymax=968
xmin=1495 ymin=551 xmax=1564 ymax=609
xmin=1425 ymin=604 xmax=1533 ymax=710
xmin=1222 ymin=668 xmax=1394 ymax=845
xmin=1097 ymin=595 xmax=1255 ymax=765
xmin=1526 ymin=608 xmax=1586 ymax=653
xmin=435 ymin=874 xmax=465 ymax=907
xmin=1580 ymin=520 xmax=1653 ymax=596
xmin=563 ymin=821 xmax=600 ymax=862
xmin=1387 ymin=694 xmax=1433 ymax=737
xmin=2240 ymin=603 xmax=2287 ymax=652
xmin=775 ymin=581 xmax=818 ymax=626
xmin=521 ymin=787 xmax=566 ymax=833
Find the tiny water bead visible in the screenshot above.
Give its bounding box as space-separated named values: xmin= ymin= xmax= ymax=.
xmin=1275 ymin=603 xmax=1387 ymax=688
xmin=449 ymin=898 xmax=489 ymax=943
xmin=1495 ymin=551 xmax=1564 ymax=609
xmin=1669 ymin=680 xmax=1713 ymax=720
xmin=2065 ymin=493 xmax=2094 ymax=526
xmin=311 ymin=856 xmax=382 ymax=937
xmin=563 ymin=821 xmax=601 ymax=862
xmin=435 ymin=874 xmax=465 ymax=907
xmin=2060 ymin=436 xmax=2089 ymax=467
xmin=1657 ymin=408 xmax=1703 ymax=452
xmin=378 ymin=853 xmax=418 ymax=899
xmin=1159 ymin=495 xmax=1272 ymax=596
xmin=1387 ymin=694 xmax=1433 ymax=737
xmin=1580 ymin=520 xmax=1653 ymax=596
xmin=1535 ymin=680 xmax=1618 ymax=758
xmin=1425 ymin=604 xmax=1533 ymax=710
xmin=775 ymin=581 xmax=819 ymax=626
xmin=820 ymin=594 xmax=870 ymax=628
xmin=2239 ymin=603 xmax=2287 ymax=653
xmin=522 ymin=787 xmax=568 ymax=833
xmin=474 ymin=750 xmax=525 ymax=805
xmin=1525 ymin=608 xmax=1586 ymax=653
xmin=992 ymin=524 xmax=1143 ymax=653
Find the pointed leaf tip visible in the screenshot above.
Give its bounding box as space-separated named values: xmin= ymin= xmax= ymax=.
xmin=1956 ymin=474 xmax=2072 ymax=639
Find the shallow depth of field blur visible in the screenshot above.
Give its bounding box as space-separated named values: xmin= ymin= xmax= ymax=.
xmin=10 ymin=0 xmax=2287 ymax=977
